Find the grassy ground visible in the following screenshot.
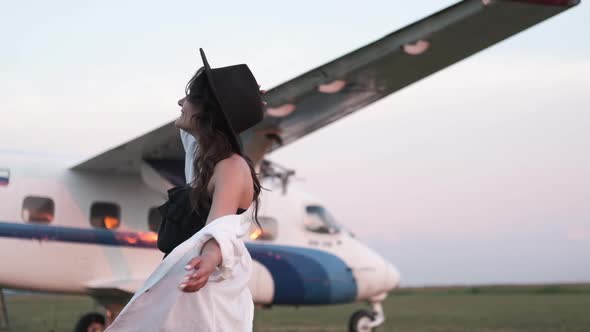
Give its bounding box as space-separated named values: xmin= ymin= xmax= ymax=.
xmin=2 ymin=284 xmax=589 ymax=332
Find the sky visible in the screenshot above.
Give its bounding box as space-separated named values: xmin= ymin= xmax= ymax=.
xmin=1 ymin=1 xmax=589 ymax=286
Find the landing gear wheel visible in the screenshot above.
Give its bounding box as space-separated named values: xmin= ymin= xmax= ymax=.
xmin=348 ymin=309 xmax=376 ymax=332
xmin=74 ymin=312 xmax=105 ymax=332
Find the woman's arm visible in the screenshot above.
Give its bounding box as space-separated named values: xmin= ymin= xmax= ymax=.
xmin=179 ymin=158 xmax=246 ymax=292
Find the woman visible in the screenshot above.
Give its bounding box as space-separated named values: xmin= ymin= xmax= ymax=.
xmin=105 ymin=49 xmax=266 ymax=332
xmin=172 ymin=50 xmax=266 ymax=292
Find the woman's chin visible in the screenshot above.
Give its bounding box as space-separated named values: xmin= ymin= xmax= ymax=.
xmin=175 ymin=123 xmax=195 ymax=134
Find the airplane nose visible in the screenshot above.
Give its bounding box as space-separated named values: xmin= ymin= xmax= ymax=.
xmin=384 ymin=262 xmax=400 ymax=292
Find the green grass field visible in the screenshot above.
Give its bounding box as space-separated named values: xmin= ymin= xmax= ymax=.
xmin=2 ymin=284 xmax=590 ymax=332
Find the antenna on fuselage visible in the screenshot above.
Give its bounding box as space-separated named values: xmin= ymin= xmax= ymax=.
xmin=259 ymin=159 xmax=301 ymax=195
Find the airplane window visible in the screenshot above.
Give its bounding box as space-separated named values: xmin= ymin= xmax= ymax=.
xmin=304 ymin=205 xmax=341 ymax=234
xmin=22 ymin=196 xmax=54 ymax=223
xmin=90 ymin=202 xmax=121 ymax=229
xmin=148 ymin=207 xmax=162 ymax=232
xmin=248 ymin=216 xmax=278 ymax=241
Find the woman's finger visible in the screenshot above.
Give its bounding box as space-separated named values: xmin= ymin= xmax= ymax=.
xmin=180 ymin=283 xmax=199 ymax=292
xmin=195 ymin=275 xmax=209 ymax=285
xmin=179 ymin=278 xmax=199 ymax=291
xmin=184 ymin=273 xmax=197 ymax=282
xmin=180 ymin=279 xmax=207 ymax=292
xmin=185 ymin=256 xmax=202 ymax=270
xmin=183 ymin=271 xmax=209 ymax=285
xmin=185 ymin=269 xmax=205 ymax=281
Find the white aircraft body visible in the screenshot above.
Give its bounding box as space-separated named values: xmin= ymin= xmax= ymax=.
xmin=0 ymin=1 xmax=579 ymax=331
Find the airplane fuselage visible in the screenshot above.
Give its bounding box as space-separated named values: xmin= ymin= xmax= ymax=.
xmin=0 ymin=156 xmax=399 ymax=307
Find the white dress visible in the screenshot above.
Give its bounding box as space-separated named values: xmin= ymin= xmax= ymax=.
xmin=104 ymin=129 xmax=254 ymax=332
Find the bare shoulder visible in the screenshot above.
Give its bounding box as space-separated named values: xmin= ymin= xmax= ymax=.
xmin=206 ymin=154 xmax=253 ymax=222
xmin=214 ymin=154 xmax=249 ymax=174
xmin=211 ymin=154 xmax=251 ymax=187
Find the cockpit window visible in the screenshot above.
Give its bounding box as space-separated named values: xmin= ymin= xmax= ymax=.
xmin=304 ymin=205 xmax=341 ymax=234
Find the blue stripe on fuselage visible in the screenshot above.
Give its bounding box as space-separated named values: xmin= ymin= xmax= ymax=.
xmin=0 ymin=221 xmax=157 ymax=248
xmin=0 ymin=221 xmax=357 ymax=304
xmin=247 ymin=243 xmax=357 ymax=304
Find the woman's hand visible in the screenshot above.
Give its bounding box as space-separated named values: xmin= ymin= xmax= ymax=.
xmin=179 ymin=248 xmax=221 ymax=292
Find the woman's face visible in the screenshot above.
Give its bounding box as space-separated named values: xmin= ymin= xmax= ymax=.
xmin=175 ymin=96 xmax=203 ymax=134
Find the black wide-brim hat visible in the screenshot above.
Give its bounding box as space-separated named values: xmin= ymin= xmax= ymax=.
xmin=199 ymin=48 xmax=264 ymax=154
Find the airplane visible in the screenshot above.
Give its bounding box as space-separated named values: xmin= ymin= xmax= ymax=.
xmin=0 ymin=0 xmax=579 ymax=331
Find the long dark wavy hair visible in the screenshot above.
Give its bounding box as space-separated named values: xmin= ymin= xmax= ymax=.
xmin=184 ymin=67 xmax=264 ymax=230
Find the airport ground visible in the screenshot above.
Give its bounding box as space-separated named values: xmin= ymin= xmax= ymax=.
xmin=2 ymin=284 xmax=589 ymax=332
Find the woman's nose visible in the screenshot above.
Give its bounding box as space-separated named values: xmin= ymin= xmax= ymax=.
xmin=177 ymin=97 xmax=185 ymax=107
